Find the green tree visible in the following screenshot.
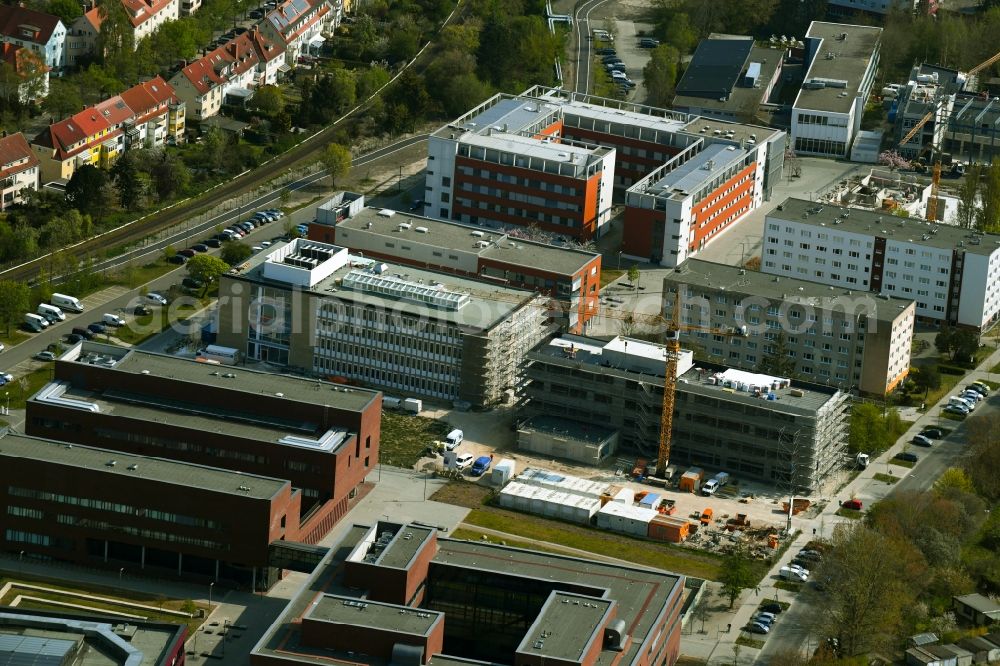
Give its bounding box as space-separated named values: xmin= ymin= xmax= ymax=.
xmin=957 ymin=164 xmax=980 ymax=230
xmin=662 ymin=12 xmax=697 ymax=54
xmin=47 ymin=0 xmax=83 ymax=25
xmin=757 ymin=331 xmax=797 ymax=379
xmin=847 ymin=402 xmax=892 ymax=455
xmin=934 ymin=327 xmax=954 ymax=356
xmin=150 ymin=152 xmax=191 ymax=201
xmin=111 ymin=151 xmax=148 ymax=210
xmin=163 ymin=245 xmax=177 ymax=260
xmin=719 ymin=549 xmax=755 ymax=609
xmin=935 ymin=467 xmax=976 ymax=495
xmin=96 ymin=0 xmax=135 ymax=71
xmin=250 ymin=85 xmax=284 ymax=116
xmin=386 ymin=21 xmax=421 ymax=63
xmin=201 ymin=127 xmax=227 ymax=172
xmin=0 ymin=280 xmax=30 ymax=335
xmin=965 ymin=413 xmax=1000 ymax=500
xmin=356 ymin=65 xmax=391 ymax=100
xmin=627 ymin=264 xmax=640 ymax=287
xmin=43 ymin=78 xmax=83 ymax=118
xmin=910 ymin=365 xmax=940 ymax=399
xmin=66 ymin=165 xmax=112 ymax=218
xmin=976 ymin=159 xmax=1000 ymax=231
xmin=643 ymin=44 xmax=679 ymax=107
xmin=321 ymin=143 xmax=352 ymax=188
xmin=185 ymin=254 xmax=230 ymax=296
xmin=327 ymin=69 xmax=357 ymax=115
xmin=220 ymin=241 xmax=253 ymax=266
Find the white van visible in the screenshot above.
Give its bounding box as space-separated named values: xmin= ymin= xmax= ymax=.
xmin=51 ymin=293 xmax=83 ymax=313
xmin=103 ymin=313 xmax=126 ymax=327
xmin=444 ymin=429 xmax=464 ymax=451
xmin=37 ymin=303 xmax=65 ymax=323
xmin=24 ymin=312 xmax=48 ymax=331
xmin=779 ymin=566 xmax=807 ymax=582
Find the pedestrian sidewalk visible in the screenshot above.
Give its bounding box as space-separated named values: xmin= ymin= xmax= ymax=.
xmin=679 ymin=344 xmax=1000 ymax=664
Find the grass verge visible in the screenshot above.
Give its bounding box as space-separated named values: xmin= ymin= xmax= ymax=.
xmin=920 ymin=372 xmax=961 ymax=410
xmin=774 ymin=580 xmax=802 ymax=593
xmin=735 ymin=636 xmax=765 ymax=649
xmin=463 ymin=507 xmax=726 ymax=581
xmin=0 ymin=330 xmax=30 ymax=350
xmin=890 ymin=459 xmax=916 ymax=469
xmin=873 ymin=473 xmax=901 ymax=484
xmin=380 ymin=410 xmax=449 ymax=468
xmin=835 ymin=507 xmax=863 ymax=519
xmin=600 ymin=269 xmax=624 ymax=288
xmin=4 ymin=367 xmax=53 ymax=409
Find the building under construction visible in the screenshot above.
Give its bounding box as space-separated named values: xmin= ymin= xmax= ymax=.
xmin=217 ymin=238 xmax=552 ymax=407
xmin=521 ymin=335 xmax=849 ymax=491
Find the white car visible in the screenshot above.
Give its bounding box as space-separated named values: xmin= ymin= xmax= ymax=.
xmin=454 ymin=453 xmax=474 ymax=470
xmin=0 ymin=342 xmax=5 ymax=353
xmin=145 ymin=292 xmax=168 ymax=306
xmin=789 ymin=563 xmax=810 ymax=577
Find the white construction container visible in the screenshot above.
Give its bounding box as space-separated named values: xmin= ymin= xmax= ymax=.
xmin=611 ymin=487 xmax=634 ymax=504
xmin=382 ymin=396 xmax=402 ymax=409
xmin=402 ymin=398 xmax=422 ymax=414
xmin=497 ymin=482 xmax=600 ymax=524
xmin=596 ymin=502 xmax=657 ymax=537
xmin=516 ymin=467 xmax=610 ymax=499
xmin=491 ymin=459 xmax=515 ymax=486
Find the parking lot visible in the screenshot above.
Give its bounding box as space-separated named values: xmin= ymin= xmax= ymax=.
xmin=610 ymin=20 xmax=656 ymax=101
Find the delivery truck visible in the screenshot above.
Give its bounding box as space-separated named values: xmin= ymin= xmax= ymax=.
xmin=51 ymin=293 xmax=83 ymax=313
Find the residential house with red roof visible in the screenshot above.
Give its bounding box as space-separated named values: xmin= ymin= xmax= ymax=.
xmin=168 ymin=28 xmax=285 ymax=121
xmin=0 ymin=42 xmax=48 ymax=102
xmin=66 ymin=6 xmax=100 ymax=67
xmin=30 ymin=76 xmax=184 ymax=183
xmin=67 ymin=0 xmax=179 ymax=65
xmin=0 ymin=132 xmax=39 ymax=209
xmin=260 ymin=0 xmax=334 ymax=66
xmin=0 ymin=5 xmax=66 ymax=74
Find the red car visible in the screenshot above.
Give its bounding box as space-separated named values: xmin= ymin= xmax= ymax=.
xmin=177 ymin=248 xmax=196 ymax=258
xmin=841 ymin=499 xmax=863 ymax=511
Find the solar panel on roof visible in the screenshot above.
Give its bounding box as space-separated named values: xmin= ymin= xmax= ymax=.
xmin=0 ymin=634 xmax=76 ymax=666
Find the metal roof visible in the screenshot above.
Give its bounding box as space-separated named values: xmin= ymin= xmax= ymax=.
xmin=0 ymin=432 xmax=288 ymax=500
xmin=641 ymin=143 xmax=747 ymax=199
xmin=675 ymin=38 xmax=754 ymax=99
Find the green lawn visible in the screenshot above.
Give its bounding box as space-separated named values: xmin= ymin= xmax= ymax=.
xmin=3 ymin=367 xmax=53 ymax=409
xmin=600 ymin=269 xmax=624 ymax=288
xmin=873 ymin=473 xmax=901 ymax=484
xmin=774 ymin=580 xmax=802 ymax=593
xmin=112 ymin=304 xmax=196 ymax=346
xmin=735 ymin=635 xmax=765 ymax=649
xmin=890 ymin=459 xmax=916 ymax=469
xmin=463 ymin=507 xmax=727 ymax=581
xmin=380 ymin=410 xmax=449 ymax=468
xmin=835 ymin=507 xmax=863 ymax=520
xmin=451 ymin=528 xmax=569 ymax=556
xmin=919 ymin=372 xmax=961 ymax=411
xmin=0 ymin=329 xmax=30 ymax=350
xmin=108 ymin=260 xmax=177 ymax=290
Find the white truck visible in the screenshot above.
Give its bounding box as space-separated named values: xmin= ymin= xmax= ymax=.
xmin=24 ymin=312 xmax=48 ymax=331
xmin=51 ymin=293 xmax=84 ymax=313
xmin=701 ymin=472 xmax=731 ymax=496
xmin=37 ymin=303 xmax=65 ymax=323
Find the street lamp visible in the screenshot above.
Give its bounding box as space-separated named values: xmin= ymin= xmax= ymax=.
xmin=3 ymin=392 xmax=8 ymax=416
xmin=617 ymin=250 xmax=623 ymax=270
xmin=119 ymin=568 xmax=124 ymax=580
xmin=209 ymin=582 xmax=215 ymax=610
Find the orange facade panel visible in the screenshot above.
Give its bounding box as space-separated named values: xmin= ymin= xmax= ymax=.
xmin=689 ymin=163 xmax=757 ymax=250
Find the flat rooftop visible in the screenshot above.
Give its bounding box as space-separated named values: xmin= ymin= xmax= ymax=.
xmin=678 ymin=363 xmax=840 ymax=414
xmin=82 ymin=344 xmax=378 ymax=413
xmin=518 ymin=592 xmax=612 ymax=662
xmin=770 ymin=197 xmax=1000 ymax=256
xmin=639 ymin=143 xmax=748 ymax=199
xmin=795 ymin=22 xmax=882 ymax=114
xmin=0 ymin=609 xmax=183 ymax=666
xmin=234 ymin=245 xmax=533 ymax=330
xmin=557 ymin=95 xmax=691 ymax=137
xmin=673 ymin=45 xmax=782 ymax=117
xmin=438 ymin=95 xmax=561 ymax=138
xmin=375 ymin=525 xmax=434 ymax=569
xmin=305 ymin=596 xmax=442 ymax=636
xmin=664 ymin=259 xmax=914 ymax=323
xmin=680 ymin=116 xmax=780 ymax=147
xmin=460 ymin=131 xmax=606 ymax=169
xmin=675 ymin=38 xmax=753 ymax=99
xmin=0 ymin=432 xmax=287 ymax=500
xmin=520 ymin=415 xmax=617 ymax=444
xmin=336 ymin=208 xmax=598 ymax=276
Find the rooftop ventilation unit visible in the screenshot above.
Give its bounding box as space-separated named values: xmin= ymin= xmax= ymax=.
xmin=377 ymin=209 xmax=395 ymax=218
xmin=415 ymin=227 xmax=429 ymax=233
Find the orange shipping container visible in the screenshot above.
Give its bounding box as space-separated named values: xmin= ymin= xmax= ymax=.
xmin=648 ymin=515 xmax=692 ymax=543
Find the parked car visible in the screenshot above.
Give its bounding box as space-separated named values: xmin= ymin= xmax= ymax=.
xmin=601 ymin=55 xmax=622 ymax=64
xmin=965 ymin=384 xmax=988 ymax=397
xmin=264 ymin=209 xmax=284 ymax=218
xmin=759 ymin=602 xmax=782 ymax=615
xmin=192 ymin=243 xmax=208 ymax=253
xmin=595 ymin=48 xmax=616 ymax=56
xmin=911 ymin=434 xmax=933 ymax=447
xmin=944 ymin=404 xmax=969 ymax=416
xmin=35 ymin=351 xmax=56 ymax=361
xmin=146 ymin=292 xmax=168 ymax=306
xmin=177 ymin=249 xmax=196 ymax=258
xmin=87 ymin=322 xmax=106 ymax=335
xmin=797 ymin=550 xmax=822 ymax=562
xmin=893 ymin=451 xmax=919 ymax=463
xmin=454 ymin=453 xmax=474 ymax=470
xmin=182 ymin=277 xmax=204 ymax=290
xmin=970 ymin=381 xmax=990 ymax=394
xmin=841 ymin=498 xmax=863 ymax=511
xmin=261 ymin=241 xmax=273 ymax=248
xmin=133 ymin=305 xmax=152 ymax=316
xmin=920 ymin=427 xmax=944 ymax=439
xmin=168 ymin=255 xmax=187 ymax=265
xmin=409 ymin=199 xmax=425 ymax=211
xmin=0 ymin=372 xmax=13 ymax=385
xmin=64 ymin=333 xmax=83 ymax=344
xmin=71 ymin=327 xmax=94 ymax=340
xmin=0 ymin=343 xmax=4 ymax=353
xmin=744 ymin=622 xmax=769 ymax=635
xmin=205 ymin=238 xmax=222 ymax=248
xmin=639 ymin=37 xmax=659 ymax=48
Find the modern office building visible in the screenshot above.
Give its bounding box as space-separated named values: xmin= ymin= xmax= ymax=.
xmin=622 ymin=118 xmax=782 ymax=267
xmin=522 ymin=335 xmax=849 ymax=491
xmin=791 ymin=22 xmax=882 ymax=158
xmin=307 ymin=193 xmax=602 ymax=332
xmin=827 ymin=0 xmax=921 ymax=15
xmin=662 ymin=259 xmax=915 ymax=395
xmin=216 ymin=238 xmax=551 ymax=406
xmin=251 ymin=519 xmax=686 ymax=666
xmin=0 ymin=430 xmax=299 ymax=588
xmin=0 ymin=608 xmax=187 ymax=666
xmin=762 ymin=198 xmax=1000 ymax=329
xmin=25 ymin=342 xmax=380 ymax=549
xmin=671 ymin=36 xmax=783 ymax=124
xmin=426 ymin=86 xmax=786 ymax=240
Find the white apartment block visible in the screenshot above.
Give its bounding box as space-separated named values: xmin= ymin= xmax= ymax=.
xmin=763 ymin=198 xmax=1000 ymax=330
xmin=791 ymin=22 xmax=881 ymax=158
xmin=0 ymin=132 xmax=39 ymax=211
xmin=663 ymin=259 xmax=915 ymax=395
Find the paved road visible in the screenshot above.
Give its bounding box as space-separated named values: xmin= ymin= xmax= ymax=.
xmin=573 ymin=0 xmax=613 ymax=93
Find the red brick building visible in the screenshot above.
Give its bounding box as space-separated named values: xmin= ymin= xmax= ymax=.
xmin=308 ymin=195 xmax=602 ymax=333
xmin=252 ymin=521 xmax=685 ymax=666
xmin=21 ymin=342 xmax=381 ymax=582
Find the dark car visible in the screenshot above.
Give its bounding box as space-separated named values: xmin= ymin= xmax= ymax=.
xmin=911 ymin=434 xmax=933 ymax=447
xmin=168 ymin=254 xmax=187 ymax=264
xmin=192 ymin=243 xmax=209 ymax=253
xmin=894 ymin=451 xmax=919 ymax=463
xmin=133 ymin=305 xmax=152 ymax=316
xmin=249 ymin=8 xmax=263 ymax=17
xmin=841 ymin=498 xmax=863 ymax=511
xmin=601 ymin=56 xmax=622 ymax=64
xmin=87 ymin=323 xmax=106 ymax=335
xmin=760 ymin=603 xmax=782 ymax=615
xmin=639 ymin=37 xmax=659 ymax=48
xmin=182 ymin=277 xmax=204 ymax=290
xmin=595 ymin=48 xmax=616 ymax=56
xmin=205 ymin=238 xmax=222 ymax=248
xmin=64 ymin=333 xmax=83 ymax=344
xmin=178 ymin=248 xmax=196 ymax=258
xmin=409 ymin=199 xmax=425 ymax=211
xmin=920 ymin=427 xmax=944 ymax=439
xmin=72 ymin=327 xmax=94 ymax=340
